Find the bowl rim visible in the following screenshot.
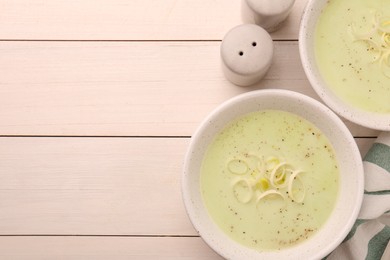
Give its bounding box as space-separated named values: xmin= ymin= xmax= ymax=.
xmin=182 ymin=89 xmax=364 ymax=259
xmin=298 ymin=0 xmax=390 ymax=131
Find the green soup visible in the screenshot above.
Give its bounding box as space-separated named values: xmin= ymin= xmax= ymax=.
xmin=315 ymin=0 xmax=390 ymax=113
xmin=200 ymin=110 xmax=339 ymax=250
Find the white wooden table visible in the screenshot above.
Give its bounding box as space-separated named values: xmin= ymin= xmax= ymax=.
xmin=0 ymin=0 xmax=379 ymax=259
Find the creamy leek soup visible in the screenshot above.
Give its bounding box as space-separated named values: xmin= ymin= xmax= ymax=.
xmin=200 ymin=110 xmax=339 ymax=250
xmin=315 ymin=0 xmax=390 ymax=113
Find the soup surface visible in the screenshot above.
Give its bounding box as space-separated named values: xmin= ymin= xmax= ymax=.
xmin=315 ymin=0 xmax=390 ymax=113
xmin=200 ymin=110 xmax=339 ymax=250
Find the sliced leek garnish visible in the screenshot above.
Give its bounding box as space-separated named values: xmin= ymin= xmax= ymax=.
xmin=256 ymin=190 xmax=286 ymax=206
xmin=351 ymin=12 xmax=390 ymax=78
xmin=288 ymin=170 xmax=306 ymax=203
xmin=269 ymin=162 xmax=292 ymax=189
xmin=232 ymin=178 xmax=253 ymax=204
xmin=227 ymin=159 xmax=249 ymax=175
xmin=228 ymin=154 xmax=306 ymax=205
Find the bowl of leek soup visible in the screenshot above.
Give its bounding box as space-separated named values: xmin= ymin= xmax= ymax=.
xmin=182 ymin=89 xmax=364 ymax=259
xmin=299 ymin=0 xmax=390 ymax=130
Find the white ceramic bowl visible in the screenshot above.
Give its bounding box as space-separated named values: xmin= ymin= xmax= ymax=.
xmin=299 ymin=0 xmax=390 ymax=131
xmin=182 ymin=89 xmax=364 ymax=260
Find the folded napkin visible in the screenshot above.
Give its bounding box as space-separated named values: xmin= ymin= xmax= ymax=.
xmin=327 ymin=132 xmax=390 ymax=260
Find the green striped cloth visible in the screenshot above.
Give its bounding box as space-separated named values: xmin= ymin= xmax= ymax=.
xmin=327 ymin=132 xmax=390 ymax=260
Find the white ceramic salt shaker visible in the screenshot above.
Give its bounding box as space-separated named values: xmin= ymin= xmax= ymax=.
xmin=242 ymin=0 xmax=295 ymax=32
xmin=221 ymin=24 xmax=273 ymax=87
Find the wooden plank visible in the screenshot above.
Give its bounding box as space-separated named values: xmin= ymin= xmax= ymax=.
xmin=0 ymin=41 xmax=378 ymax=137
xmin=0 ymin=236 xmax=223 ymax=260
xmin=0 ymin=137 xmax=193 ymax=235
xmin=0 ymin=137 xmax=374 ymax=236
xmin=0 ymin=0 xmax=307 ymax=40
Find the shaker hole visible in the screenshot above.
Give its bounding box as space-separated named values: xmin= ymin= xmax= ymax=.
xmin=252 ymin=42 xmax=257 ymax=47
xmin=239 ymin=51 xmax=244 ymax=56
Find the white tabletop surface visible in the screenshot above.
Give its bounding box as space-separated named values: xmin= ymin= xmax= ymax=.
xmin=0 ymin=0 xmax=379 ymax=259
